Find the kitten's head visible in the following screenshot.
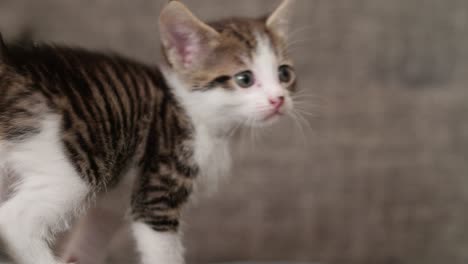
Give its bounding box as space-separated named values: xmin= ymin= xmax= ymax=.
xmin=160 ymin=0 xmax=296 ymax=128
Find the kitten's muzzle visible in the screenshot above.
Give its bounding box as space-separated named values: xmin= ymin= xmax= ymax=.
xmin=269 ymin=96 xmax=285 ymax=110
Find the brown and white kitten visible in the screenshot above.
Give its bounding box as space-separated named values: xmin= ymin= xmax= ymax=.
xmin=0 ymin=1 xmax=297 ymax=263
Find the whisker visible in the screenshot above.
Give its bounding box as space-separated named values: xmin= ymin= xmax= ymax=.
xmin=295 ymin=111 xmax=313 ymax=132
xmin=228 ymin=121 xmax=243 ymax=138
xmin=291 ymin=95 xmax=323 ymax=101
xmin=288 ymin=110 xmax=307 ymax=144
xmin=294 ymin=106 xmax=320 ymax=116
xmin=292 ymin=90 xmax=322 ymax=98
xmin=293 ymin=102 xmax=322 ymax=109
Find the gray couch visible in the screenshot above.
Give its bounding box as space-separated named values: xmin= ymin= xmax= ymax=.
xmin=0 ymin=0 xmax=467 ymax=264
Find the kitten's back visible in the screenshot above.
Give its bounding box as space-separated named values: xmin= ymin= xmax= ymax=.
xmin=0 ymin=43 xmax=166 ymax=188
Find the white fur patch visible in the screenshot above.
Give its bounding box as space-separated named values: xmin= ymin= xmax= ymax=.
xmin=163 ymin=68 xmax=232 ymax=192
xmin=192 ymin=125 xmax=231 ymax=192
xmin=253 ymin=35 xmax=285 ymax=100
xmin=0 ymin=115 xmax=89 ymax=264
xmin=132 ymin=222 xmax=184 ymax=264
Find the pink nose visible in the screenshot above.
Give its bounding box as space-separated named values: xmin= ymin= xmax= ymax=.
xmin=269 ymin=96 xmax=285 ymax=109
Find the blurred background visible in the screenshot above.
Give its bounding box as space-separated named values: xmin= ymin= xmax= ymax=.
xmin=1 ymin=0 xmax=468 ymax=264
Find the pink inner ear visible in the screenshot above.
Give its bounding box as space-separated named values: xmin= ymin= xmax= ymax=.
xmin=169 ymin=27 xmax=200 ymax=68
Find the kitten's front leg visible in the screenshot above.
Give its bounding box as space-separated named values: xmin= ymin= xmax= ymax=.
xmin=130 ymin=171 xmax=192 ymax=264
xmin=131 ymin=222 xmax=184 ymax=264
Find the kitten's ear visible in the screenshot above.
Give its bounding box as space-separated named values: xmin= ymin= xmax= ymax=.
xmin=159 ymin=1 xmax=219 ymax=70
xmin=266 ymin=0 xmax=295 ymax=39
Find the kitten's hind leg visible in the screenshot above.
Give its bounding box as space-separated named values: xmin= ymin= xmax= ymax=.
xmin=0 ymin=117 xmax=90 ymax=264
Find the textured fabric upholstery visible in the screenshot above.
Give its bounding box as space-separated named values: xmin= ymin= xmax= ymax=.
xmin=0 ymin=1 xmax=467 ymax=264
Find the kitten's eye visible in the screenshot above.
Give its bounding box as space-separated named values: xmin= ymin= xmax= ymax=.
xmin=234 ymin=71 xmax=255 ymax=88
xmin=278 ymin=65 xmax=295 ymax=84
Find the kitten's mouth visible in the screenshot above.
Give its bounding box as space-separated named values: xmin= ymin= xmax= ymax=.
xmin=262 ymin=109 xmax=284 ymax=122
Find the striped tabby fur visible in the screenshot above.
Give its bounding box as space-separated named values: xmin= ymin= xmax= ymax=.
xmin=0 ymin=44 xmax=197 ymax=230
xmin=0 ymin=1 xmax=297 ymax=264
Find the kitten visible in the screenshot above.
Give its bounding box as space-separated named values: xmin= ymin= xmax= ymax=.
xmin=0 ymin=0 xmax=297 ymax=264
